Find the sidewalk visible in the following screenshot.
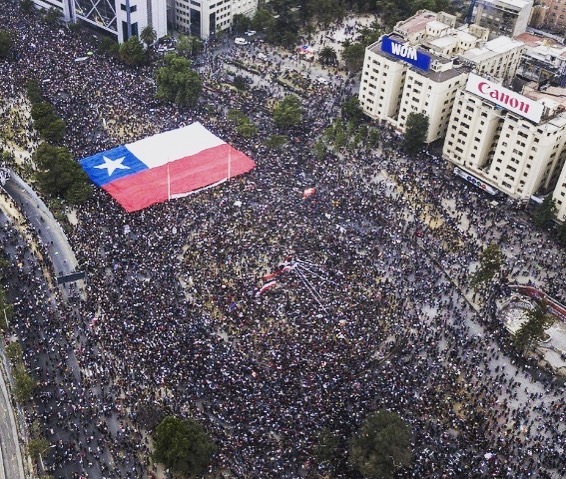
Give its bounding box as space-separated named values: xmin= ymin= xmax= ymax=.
xmin=0 ymin=343 xmax=26 ymax=479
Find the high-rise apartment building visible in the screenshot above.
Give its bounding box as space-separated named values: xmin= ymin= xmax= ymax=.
xmin=173 ymin=0 xmax=257 ymax=38
xmin=443 ymin=73 xmax=566 ymax=200
xmin=552 ymin=162 xmax=566 ymax=221
xmin=529 ymin=0 xmax=566 ymax=34
xmin=358 ymin=10 xmax=525 ymax=142
xmin=31 ymin=0 xmax=167 ymax=43
xmin=472 ymin=0 xmax=534 ymax=39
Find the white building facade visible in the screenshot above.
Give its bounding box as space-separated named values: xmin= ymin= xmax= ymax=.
xmin=173 ymin=0 xmax=257 ymax=39
xmin=30 ymin=0 xmax=167 ymax=43
xmin=552 ymin=163 xmax=566 ymax=221
xmin=443 ymin=73 xmax=566 ymax=200
xmin=358 ymin=11 xmax=525 ymax=143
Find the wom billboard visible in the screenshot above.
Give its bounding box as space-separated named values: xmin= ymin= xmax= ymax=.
xmin=466 ymin=73 xmax=544 ymax=124
xmin=381 ymin=36 xmax=431 ymax=71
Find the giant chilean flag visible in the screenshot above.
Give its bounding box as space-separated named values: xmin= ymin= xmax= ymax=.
xmin=80 ymin=122 xmax=256 ymax=212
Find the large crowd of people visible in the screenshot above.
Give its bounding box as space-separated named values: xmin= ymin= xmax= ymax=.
xmin=1 ymin=3 xmax=565 ymax=479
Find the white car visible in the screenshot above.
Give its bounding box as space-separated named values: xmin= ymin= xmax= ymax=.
xmin=316 ymin=76 xmax=330 ymax=85
xmin=235 ymin=38 xmax=249 ymax=45
xmin=245 ymin=30 xmax=257 ymax=36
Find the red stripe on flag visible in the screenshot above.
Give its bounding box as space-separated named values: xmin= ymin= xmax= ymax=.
xmin=103 ymin=144 xmax=256 ymax=212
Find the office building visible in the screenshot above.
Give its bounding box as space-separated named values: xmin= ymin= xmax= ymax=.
xmin=31 ymin=0 xmax=167 ymax=43
xmin=471 ymin=0 xmax=534 ymax=39
xmin=173 ymin=0 xmax=257 ymax=38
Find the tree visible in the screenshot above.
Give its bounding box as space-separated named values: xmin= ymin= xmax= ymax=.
xmin=349 ymin=410 xmax=412 ymax=479
xmin=403 ymin=112 xmax=429 ymax=155
xmin=313 ymin=428 xmax=340 ymax=463
xmin=264 ymin=135 xmax=287 ymax=149
xmin=176 ymin=35 xmax=202 ymax=57
xmin=0 ymin=30 xmax=14 ymax=60
xmin=273 ymin=95 xmax=304 ymax=129
xmin=99 ymin=36 xmax=120 ymax=56
xmin=13 ymin=365 xmax=36 ymax=403
xmin=41 ymin=117 xmax=66 ymax=143
xmin=20 ymin=0 xmax=35 ymax=13
xmin=43 ymin=7 xmax=61 ymax=24
xmin=533 ymin=195 xmax=557 ymax=228
xmin=513 ymin=301 xmax=555 ymax=353
xmin=156 ymin=53 xmax=202 ymax=107
xmin=25 ymin=80 xmax=44 ymax=105
xmin=140 ymin=25 xmax=157 ymax=49
xmin=120 ymin=36 xmax=146 ymax=66
xmin=233 ymin=75 xmax=249 ymax=91
xmin=252 ymin=8 xmax=275 ymax=32
xmin=342 ymin=42 xmax=365 ymax=72
xmin=470 ymin=242 xmax=504 ymax=290
xmin=152 ymin=416 xmax=216 ymax=476
xmin=232 ymin=13 xmax=252 ymax=34
xmin=33 ymin=143 xmax=92 ymax=204
xmin=31 ymin=102 xmax=57 ymax=131
xmin=5 ymin=341 xmax=23 ymax=365
xmin=27 ymin=437 xmax=50 ymax=462
xmin=341 ymin=97 xmax=365 ymax=125
xmin=319 ymin=46 xmax=337 ymax=65
xmin=236 ymin=120 xmax=258 ymax=138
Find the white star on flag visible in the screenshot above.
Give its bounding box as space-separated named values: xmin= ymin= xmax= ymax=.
xmin=95 ymin=156 xmax=130 ymax=176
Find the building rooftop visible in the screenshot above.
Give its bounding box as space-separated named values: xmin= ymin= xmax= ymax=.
xmin=369 ymin=38 xmax=468 ymax=83
xmin=479 ymin=0 xmax=533 ymax=11
xmin=523 ymin=82 xmax=566 ymax=110
xmin=515 ymin=32 xmax=566 ymax=59
xmin=459 ymin=36 xmax=524 ymax=63
xmin=394 ymin=10 xmax=438 ymax=36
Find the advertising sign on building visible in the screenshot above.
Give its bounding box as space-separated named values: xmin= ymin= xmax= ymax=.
xmin=381 ymin=36 xmax=431 ymax=71
xmin=453 ymin=166 xmax=499 ymax=196
xmin=466 ymin=73 xmax=544 ymax=123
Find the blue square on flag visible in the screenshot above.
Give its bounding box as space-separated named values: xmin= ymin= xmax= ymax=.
xmin=80 ymin=145 xmax=148 ymax=187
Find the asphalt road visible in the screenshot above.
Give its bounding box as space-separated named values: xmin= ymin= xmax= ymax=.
xmin=3 ymin=171 xmax=84 ymax=299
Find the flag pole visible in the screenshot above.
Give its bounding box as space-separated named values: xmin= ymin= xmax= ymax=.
xmin=167 ymin=163 xmax=171 ymax=200
xmin=228 ymin=146 xmax=232 ymax=181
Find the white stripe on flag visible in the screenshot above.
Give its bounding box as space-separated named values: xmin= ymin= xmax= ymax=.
xmin=126 ymin=122 xmax=225 ymax=168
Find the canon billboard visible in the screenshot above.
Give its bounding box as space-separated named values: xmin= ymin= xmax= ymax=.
xmin=465 ymin=73 xmax=544 ymax=124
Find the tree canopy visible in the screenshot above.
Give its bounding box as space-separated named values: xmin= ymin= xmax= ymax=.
xmin=156 ymin=53 xmax=202 ymax=107
xmin=140 ymin=25 xmax=157 ymax=48
xmin=342 ymin=42 xmax=366 ymax=72
xmin=0 ymin=29 xmax=14 ymax=60
xmin=273 ymin=95 xmax=304 ymax=129
xmin=152 ymin=416 xmax=216 ymax=476
xmin=30 ymin=102 xmax=67 ymax=143
xmin=514 ymin=301 xmax=555 ymax=353
xmin=470 ymin=242 xmax=505 ymax=290
xmin=533 ymin=195 xmax=557 ymax=228
xmin=349 ymin=410 xmax=413 ymax=479
xmin=403 ymin=112 xmax=429 ymax=155
xmin=33 ymin=143 xmax=92 ymax=204
xmin=120 ymin=36 xmax=146 ymax=66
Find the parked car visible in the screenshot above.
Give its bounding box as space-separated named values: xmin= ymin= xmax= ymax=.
xmin=235 ymin=38 xmax=249 ymax=45
xmin=245 ymin=30 xmax=257 ymax=36
xmin=316 ymin=76 xmax=330 ymax=85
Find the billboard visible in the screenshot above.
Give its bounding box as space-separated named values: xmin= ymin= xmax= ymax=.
xmin=381 ymin=36 xmax=431 ymax=71
xmin=466 ymin=73 xmax=544 ymax=124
